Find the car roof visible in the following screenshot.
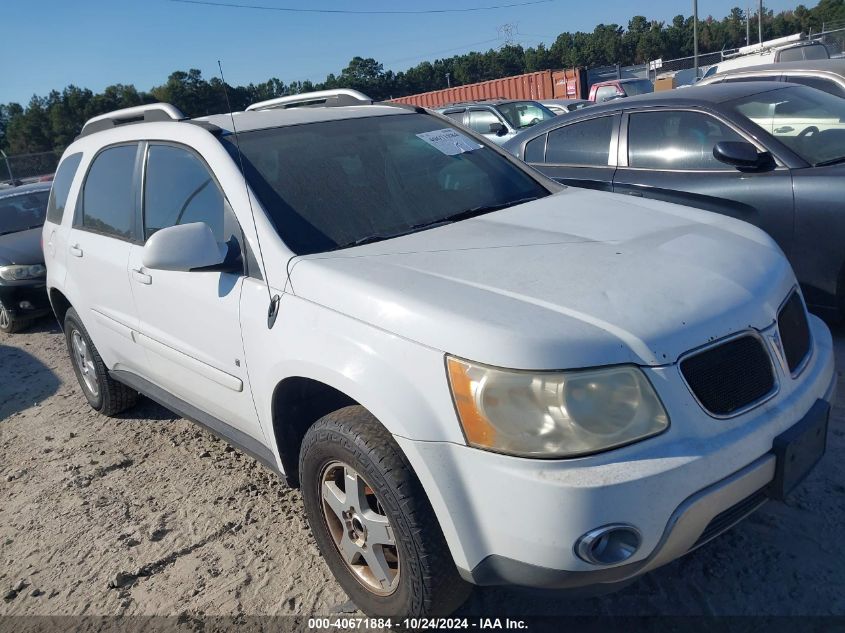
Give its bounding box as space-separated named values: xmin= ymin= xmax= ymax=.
xmin=0 ymin=182 xmax=52 ymax=199
xmin=195 ymin=103 xmax=415 ymax=135
xmin=709 ymin=58 xmax=845 ymax=76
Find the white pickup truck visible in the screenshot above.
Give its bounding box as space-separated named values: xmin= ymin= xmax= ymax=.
xmin=42 ymin=90 xmax=836 ymax=617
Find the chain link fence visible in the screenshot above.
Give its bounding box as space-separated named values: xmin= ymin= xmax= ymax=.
xmin=0 ymin=150 xmax=61 ymax=185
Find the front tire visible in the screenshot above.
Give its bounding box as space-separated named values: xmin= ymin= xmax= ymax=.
xmin=64 ymin=307 xmax=137 ymax=416
xmin=0 ymin=302 xmax=29 ymax=334
xmin=299 ymin=405 xmax=471 ymax=618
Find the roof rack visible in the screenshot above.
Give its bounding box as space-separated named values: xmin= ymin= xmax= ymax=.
xmin=79 ymin=103 xmax=186 ymax=137
xmin=246 ymin=89 xmax=373 ymax=111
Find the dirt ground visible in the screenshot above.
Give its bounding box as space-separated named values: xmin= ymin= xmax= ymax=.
xmin=1 ymin=317 xmax=843 ymax=619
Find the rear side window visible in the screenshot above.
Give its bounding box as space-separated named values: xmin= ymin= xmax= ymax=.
xmin=81 ymin=145 xmax=137 ymax=239
xmin=524 ymin=135 xmax=546 ymax=162
xmin=46 ymin=152 xmax=83 ymax=224
xmin=143 ymin=145 xmax=225 ymax=241
xmin=545 ymin=116 xmax=615 ymax=166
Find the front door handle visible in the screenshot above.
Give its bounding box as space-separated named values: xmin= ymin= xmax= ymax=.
xmin=132 ymin=268 xmax=152 ymax=285
xmin=69 ymin=244 xmax=83 ymax=257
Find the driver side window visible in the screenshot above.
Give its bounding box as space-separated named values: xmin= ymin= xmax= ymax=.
xmin=143 ymin=145 xmax=226 ymax=241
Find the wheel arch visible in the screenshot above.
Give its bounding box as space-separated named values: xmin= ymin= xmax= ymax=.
xmin=48 ymin=287 xmax=73 ymax=330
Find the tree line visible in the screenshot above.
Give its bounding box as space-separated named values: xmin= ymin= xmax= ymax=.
xmin=2 ymin=0 xmax=843 ymax=157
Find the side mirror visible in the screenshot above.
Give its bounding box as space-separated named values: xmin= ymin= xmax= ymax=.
xmin=488 ymin=122 xmax=508 ymax=136
xmin=142 ymin=222 xmax=228 ymax=272
xmin=713 ymin=141 xmax=774 ymax=171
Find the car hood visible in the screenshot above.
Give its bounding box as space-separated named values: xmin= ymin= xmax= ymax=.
xmin=0 ymin=227 xmax=44 ymax=266
xmin=288 ymin=188 xmax=795 ymax=369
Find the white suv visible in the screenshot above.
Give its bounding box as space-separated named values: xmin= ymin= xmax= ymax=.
xmin=43 ymin=89 xmax=836 ymax=618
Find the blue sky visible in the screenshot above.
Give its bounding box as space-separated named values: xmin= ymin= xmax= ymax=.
xmin=2 ymin=0 xmax=806 ymax=104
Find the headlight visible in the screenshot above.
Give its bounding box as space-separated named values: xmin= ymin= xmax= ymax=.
xmin=0 ymin=264 xmax=46 ymax=281
xmin=446 ymin=356 xmax=669 ymax=458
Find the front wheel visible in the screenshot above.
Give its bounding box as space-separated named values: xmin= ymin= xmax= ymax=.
xmin=299 ymin=405 xmax=471 ymax=618
xmin=0 ymin=302 xmax=29 ymax=334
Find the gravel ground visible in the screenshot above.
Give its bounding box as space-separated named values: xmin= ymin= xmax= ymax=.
xmin=0 ymin=317 xmax=843 ymax=619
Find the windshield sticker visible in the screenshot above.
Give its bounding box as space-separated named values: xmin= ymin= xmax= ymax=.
xmin=416 ymin=129 xmax=483 ymax=156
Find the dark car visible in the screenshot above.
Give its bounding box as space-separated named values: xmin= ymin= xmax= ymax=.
xmin=0 ymin=182 xmax=52 ymax=332
xmin=503 ymin=82 xmax=845 ymax=318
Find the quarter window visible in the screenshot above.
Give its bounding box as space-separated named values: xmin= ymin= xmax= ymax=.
xmin=628 ymin=111 xmax=745 ymax=170
xmin=143 ymin=145 xmax=225 ymax=241
xmin=545 ymin=116 xmax=615 ymax=166
xmin=524 ymin=135 xmax=546 ymax=163
xmin=46 ymin=152 xmax=83 ymax=224
xmin=81 ymin=145 xmax=137 ymax=239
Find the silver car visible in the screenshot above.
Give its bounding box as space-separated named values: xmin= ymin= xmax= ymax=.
xmin=436 ymin=99 xmax=555 ymax=144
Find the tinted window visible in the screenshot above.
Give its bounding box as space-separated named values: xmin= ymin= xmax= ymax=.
xmin=802 ymin=44 xmax=829 ymax=60
xmin=545 ymin=116 xmax=614 ymax=166
xmin=524 ymin=135 xmax=546 ymax=163
xmin=467 ymin=109 xmax=502 ymax=134
xmin=729 ymin=86 xmax=845 ymax=165
xmin=82 ymin=145 xmax=137 ymax=239
xmin=46 ymin=152 xmax=83 ymax=224
xmin=144 ymin=145 xmax=225 ymax=241
xmin=225 ymin=113 xmax=549 ymax=255
xmin=628 ymin=111 xmax=745 ymax=170
xmin=0 ymin=190 xmax=50 ymax=235
xmin=786 ymin=75 xmax=845 ymax=98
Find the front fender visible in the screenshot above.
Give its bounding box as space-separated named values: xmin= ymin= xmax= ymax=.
xmin=240 ymin=280 xmax=466 ymax=466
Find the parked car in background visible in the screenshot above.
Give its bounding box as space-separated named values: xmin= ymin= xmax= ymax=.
xmin=540 ymin=98 xmax=591 ymax=114
xmin=0 ymin=182 xmax=53 ymax=333
xmin=43 ymin=92 xmax=836 ymax=617
xmin=435 ymin=99 xmax=555 ymax=144
xmin=697 ymin=58 xmax=845 ymax=98
xmin=701 ymin=36 xmax=830 ymax=79
xmin=588 ymin=78 xmax=654 ymax=103
xmin=504 ymin=82 xmax=845 ymax=318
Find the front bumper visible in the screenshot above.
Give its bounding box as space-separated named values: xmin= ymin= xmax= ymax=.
xmin=395 ymin=315 xmax=836 ymax=588
xmin=0 ymin=280 xmax=51 ymax=319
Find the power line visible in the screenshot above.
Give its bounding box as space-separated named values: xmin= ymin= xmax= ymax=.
xmin=170 ymin=0 xmax=555 ymax=14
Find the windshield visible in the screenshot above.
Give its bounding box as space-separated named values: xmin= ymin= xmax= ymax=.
xmin=497 ymin=101 xmax=556 ymax=129
xmin=622 ymin=80 xmax=654 ymax=96
xmin=0 ymin=190 xmax=50 ymax=235
xmin=727 ymin=86 xmax=845 ymax=165
xmin=224 ymin=113 xmax=549 ymax=254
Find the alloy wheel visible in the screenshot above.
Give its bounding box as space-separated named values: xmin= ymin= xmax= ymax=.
xmin=71 ymin=329 xmax=99 ymax=397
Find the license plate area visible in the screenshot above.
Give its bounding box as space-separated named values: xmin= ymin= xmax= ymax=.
xmin=768 ymin=399 xmax=829 ymax=501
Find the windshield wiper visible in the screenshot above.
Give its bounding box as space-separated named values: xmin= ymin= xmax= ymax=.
xmin=330 ymin=195 xmax=544 ymax=251
xmin=407 ymin=196 xmax=545 ymax=232
xmin=814 ymin=156 xmax=845 ymax=167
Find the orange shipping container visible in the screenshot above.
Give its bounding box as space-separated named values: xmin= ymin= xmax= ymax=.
xmin=391 ymin=70 xmax=583 ymax=108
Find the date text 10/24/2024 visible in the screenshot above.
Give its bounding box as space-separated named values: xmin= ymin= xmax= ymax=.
xmin=308 ymin=617 xmax=529 ymax=630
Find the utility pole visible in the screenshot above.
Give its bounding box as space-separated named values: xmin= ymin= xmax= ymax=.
xmin=0 ymin=150 xmax=12 ymax=184
xmin=693 ymin=0 xmax=699 ymax=78
xmin=445 ymin=72 xmax=451 ymax=88
xmin=758 ymin=0 xmax=763 ymax=46
xmin=746 ymin=4 xmax=751 ymax=45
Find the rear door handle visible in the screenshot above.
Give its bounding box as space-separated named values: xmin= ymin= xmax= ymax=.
xmin=132 ymin=268 xmax=152 ymax=285
xmin=69 ymin=244 xmax=83 ymax=257
xmin=774 ymin=126 xmax=794 ymax=134
xmin=626 ymin=191 xmax=644 ymax=197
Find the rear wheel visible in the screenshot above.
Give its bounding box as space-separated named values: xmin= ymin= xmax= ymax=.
xmin=64 ymin=307 xmax=137 ymax=416
xmin=299 ymin=405 xmax=471 ymax=618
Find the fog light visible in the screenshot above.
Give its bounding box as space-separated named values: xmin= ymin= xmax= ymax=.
xmin=575 ymin=524 xmax=641 ymax=566
xmin=19 ymin=301 xmax=33 ymax=310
